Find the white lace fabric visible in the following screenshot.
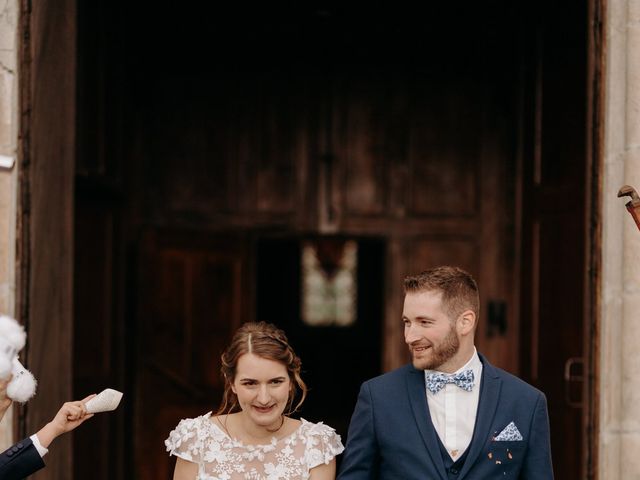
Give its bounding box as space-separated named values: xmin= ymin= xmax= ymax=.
xmin=165 ymin=412 xmax=344 ymax=480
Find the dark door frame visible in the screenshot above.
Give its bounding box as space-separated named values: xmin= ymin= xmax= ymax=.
xmin=584 ymin=0 xmax=605 ymax=478
xmin=17 ymin=0 xmax=77 ymax=478
xmin=15 ymin=1 xmax=605 ymax=479
xmin=518 ymin=1 xmax=604 ymax=478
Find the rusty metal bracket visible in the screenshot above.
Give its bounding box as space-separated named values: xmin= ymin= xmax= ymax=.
xmin=618 ymin=185 xmax=640 ymax=231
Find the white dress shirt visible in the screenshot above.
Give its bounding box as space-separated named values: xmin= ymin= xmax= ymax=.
xmin=424 ymin=348 xmax=482 ymax=460
xmin=30 ymin=433 xmax=48 ymax=457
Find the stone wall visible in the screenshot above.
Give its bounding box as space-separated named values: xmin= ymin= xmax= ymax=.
xmin=601 ymin=0 xmax=640 ymax=477
xmin=0 ymin=0 xmax=18 ymax=450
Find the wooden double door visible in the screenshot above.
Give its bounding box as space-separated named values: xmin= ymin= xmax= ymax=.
xmin=31 ymin=1 xmax=599 ymax=479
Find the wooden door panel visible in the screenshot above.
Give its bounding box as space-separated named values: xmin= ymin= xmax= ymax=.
xmin=142 ymin=252 xmax=190 ymax=377
xmin=190 ymin=258 xmax=242 ymax=388
xmin=73 ymin=199 xmax=124 ymax=480
xmin=519 ymin=2 xmax=589 ymax=478
xmin=342 ymin=75 xmax=398 ymax=216
xmin=535 ymin=214 xmax=583 ymax=476
xmin=408 ymin=82 xmax=481 ymax=217
xmin=148 ymin=115 xmax=232 ymax=214
xmin=134 ymin=231 xmax=247 ymax=480
xmin=252 ymin=85 xmax=304 ymax=214
xmin=144 ymin=76 xmax=311 ymax=220
xmin=408 ymin=237 xmax=478 ymax=277
xmin=522 ymin=212 xmax=584 ymax=479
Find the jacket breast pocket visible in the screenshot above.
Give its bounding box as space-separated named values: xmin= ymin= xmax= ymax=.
xmin=484 ymin=440 xmax=526 ymax=475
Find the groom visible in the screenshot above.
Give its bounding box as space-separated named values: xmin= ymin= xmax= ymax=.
xmin=338 ymin=266 xmax=553 ymax=479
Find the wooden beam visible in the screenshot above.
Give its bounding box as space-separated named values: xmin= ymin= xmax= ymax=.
xmin=18 ymin=0 xmax=76 ymax=478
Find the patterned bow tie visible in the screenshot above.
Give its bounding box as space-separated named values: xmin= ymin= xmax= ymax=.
xmin=425 ymin=369 xmax=475 ymax=394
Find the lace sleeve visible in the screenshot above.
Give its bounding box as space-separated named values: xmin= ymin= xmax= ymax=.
xmin=304 ymin=422 xmax=345 ymax=469
xmin=165 ymin=416 xmax=205 ymax=464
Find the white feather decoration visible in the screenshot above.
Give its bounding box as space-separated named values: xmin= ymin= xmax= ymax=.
xmin=6 ymin=358 xmax=37 ymax=403
xmin=0 ymin=355 xmax=11 ymax=381
xmin=0 ymin=315 xmax=26 ymax=380
xmin=0 ymin=315 xmax=37 ymax=402
xmin=0 ymin=315 xmax=26 ymax=352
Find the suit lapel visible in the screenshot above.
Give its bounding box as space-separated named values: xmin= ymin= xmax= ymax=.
xmin=406 ymin=367 xmax=448 ymax=480
xmin=458 ymin=354 xmax=502 ymax=480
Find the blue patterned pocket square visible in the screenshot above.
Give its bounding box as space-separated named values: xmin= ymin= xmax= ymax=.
xmin=493 ymin=422 xmax=523 ymax=441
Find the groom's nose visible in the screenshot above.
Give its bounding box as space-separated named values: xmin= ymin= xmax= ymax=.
xmin=404 ymin=323 xmax=420 ymax=344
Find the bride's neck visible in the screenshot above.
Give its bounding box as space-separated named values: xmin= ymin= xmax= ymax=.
xmin=230 ymin=412 xmax=285 ymax=442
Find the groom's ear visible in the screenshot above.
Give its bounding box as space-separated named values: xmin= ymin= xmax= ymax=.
xmin=457 ymin=310 xmax=476 ymax=335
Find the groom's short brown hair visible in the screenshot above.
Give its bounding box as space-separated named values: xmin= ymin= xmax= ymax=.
xmin=404 ymin=266 xmax=479 ymax=320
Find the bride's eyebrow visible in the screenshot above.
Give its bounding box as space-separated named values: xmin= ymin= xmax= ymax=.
xmin=238 ymin=375 xmax=287 ymax=383
xmin=237 ymin=375 xmax=287 ymax=382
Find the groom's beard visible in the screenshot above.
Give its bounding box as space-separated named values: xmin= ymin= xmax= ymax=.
xmin=411 ymin=325 xmax=460 ymax=371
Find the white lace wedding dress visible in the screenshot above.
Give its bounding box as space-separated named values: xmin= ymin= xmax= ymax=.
xmin=165 ymin=412 xmax=344 ymax=480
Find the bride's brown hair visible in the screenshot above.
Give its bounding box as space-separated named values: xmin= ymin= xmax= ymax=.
xmin=216 ymin=322 xmax=308 ymax=415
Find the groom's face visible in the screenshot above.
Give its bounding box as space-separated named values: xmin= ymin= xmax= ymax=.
xmin=403 ymin=290 xmax=460 ymax=372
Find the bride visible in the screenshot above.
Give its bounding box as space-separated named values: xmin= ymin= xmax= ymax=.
xmin=166 ymin=322 xmax=344 ymax=480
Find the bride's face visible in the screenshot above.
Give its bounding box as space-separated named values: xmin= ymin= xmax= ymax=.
xmin=232 ymin=353 xmax=291 ymax=429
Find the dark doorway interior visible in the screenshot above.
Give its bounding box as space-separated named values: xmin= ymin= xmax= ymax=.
xmin=256 ymin=236 xmax=385 ymax=441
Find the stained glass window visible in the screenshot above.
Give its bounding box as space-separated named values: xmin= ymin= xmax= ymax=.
xmin=301 ymin=239 xmax=357 ymax=327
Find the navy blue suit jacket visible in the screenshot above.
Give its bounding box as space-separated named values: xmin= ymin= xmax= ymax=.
xmin=338 ymin=354 xmax=553 ymax=480
xmin=0 ymin=437 xmax=45 ymax=480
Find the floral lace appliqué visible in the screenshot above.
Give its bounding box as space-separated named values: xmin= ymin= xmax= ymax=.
xmin=165 ymin=414 xmax=344 ymax=480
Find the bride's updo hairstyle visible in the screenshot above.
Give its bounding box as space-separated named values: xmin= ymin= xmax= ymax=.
xmin=216 ymin=322 xmax=308 ymax=415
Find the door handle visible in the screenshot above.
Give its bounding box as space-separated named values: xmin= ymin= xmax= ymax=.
xmin=487 ymin=300 xmax=507 ymax=336
xmin=564 ymin=357 xmax=584 ymax=408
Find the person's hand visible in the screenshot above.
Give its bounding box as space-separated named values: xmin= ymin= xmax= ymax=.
xmin=0 ymin=376 xmax=12 ymax=422
xmin=50 ymin=394 xmax=96 ymax=435
xmin=36 ymin=394 xmax=96 ymax=448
